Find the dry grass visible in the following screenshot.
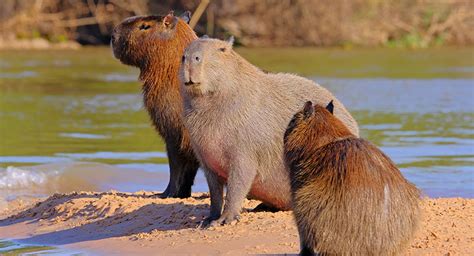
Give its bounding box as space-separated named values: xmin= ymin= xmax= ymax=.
xmin=0 ymin=0 xmax=472 ymax=47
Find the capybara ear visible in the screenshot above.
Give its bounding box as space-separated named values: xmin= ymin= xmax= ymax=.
xmin=226 ymin=36 xmax=235 ymax=47
xmin=326 ymin=100 xmax=334 ymax=114
xmin=180 ymin=11 xmax=191 ymax=24
xmin=163 ymin=11 xmax=178 ymax=29
xmin=303 ymin=101 xmax=314 ymax=118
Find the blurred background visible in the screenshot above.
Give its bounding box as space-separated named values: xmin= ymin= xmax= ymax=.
xmin=1 ymin=0 xmax=473 ymax=48
xmin=0 ymin=0 xmax=473 ymax=208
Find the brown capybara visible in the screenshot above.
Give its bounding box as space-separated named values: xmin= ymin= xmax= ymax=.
xmin=111 ymin=11 xmax=199 ymax=198
xmin=284 ymin=101 xmax=421 ymax=256
xmin=179 ymin=38 xmax=359 ymax=226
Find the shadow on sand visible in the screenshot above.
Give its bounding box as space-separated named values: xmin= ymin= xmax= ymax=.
xmin=0 ymin=192 xmax=210 ymax=245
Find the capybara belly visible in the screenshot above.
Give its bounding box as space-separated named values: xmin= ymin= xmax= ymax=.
xmin=201 ymin=150 xmax=228 ymax=180
xmin=249 ymin=180 xmax=291 ymax=210
xmin=202 ymin=150 xmax=290 ymax=209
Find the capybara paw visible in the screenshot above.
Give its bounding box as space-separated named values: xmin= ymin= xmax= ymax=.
xmin=198 ymin=214 xmax=220 ymax=228
xmin=158 ymin=190 xmax=171 ymax=198
xmin=209 ymin=212 xmax=241 ymax=227
xmin=159 ymin=188 xmax=191 ymax=199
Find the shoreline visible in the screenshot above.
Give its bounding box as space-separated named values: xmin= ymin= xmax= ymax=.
xmin=0 ymin=192 xmax=472 ymax=255
xmin=0 ymin=38 xmax=81 ymax=50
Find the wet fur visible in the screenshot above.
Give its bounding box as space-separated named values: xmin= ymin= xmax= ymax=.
xmin=111 ymin=12 xmax=199 ymax=198
xmin=284 ymin=103 xmax=421 ymax=256
xmin=180 ymin=39 xmax=359 ymax=224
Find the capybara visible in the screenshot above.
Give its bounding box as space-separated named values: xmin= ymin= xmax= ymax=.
xmin=179 ymin=38 xmax=359 ymax=226
xmin=284 ymin=101 xmax=421 ymax=256
xmin=111 ymin=11 xmax=199 ymax=198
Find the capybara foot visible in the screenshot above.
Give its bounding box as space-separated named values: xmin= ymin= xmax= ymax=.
xmin=159 ymin=185 xmax=192 ymax=198
xmin=159 ymin=191 xmax=191 ymax=199
xmin=252 ymin=203 xmax=282 ymax=213
xmin=198 ymin=214 xmax=220 ymax=228
xmin=159 ymin=187 xmax=172 ymax=198
xmin=210 ymin=212 xmax=241 ymax=226
xmin=175 ymin=187 xmax=192 ymax=198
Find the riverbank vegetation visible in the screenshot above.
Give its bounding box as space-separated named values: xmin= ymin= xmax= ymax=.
xmin=0 ymin=0 xmax=473 ymax=49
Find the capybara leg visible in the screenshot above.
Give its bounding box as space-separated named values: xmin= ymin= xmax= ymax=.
xmin=211 ymin=159 xmax=257 ymax=226
xmin=203 ymin=169 xmax=224 ymax=226
xmin=175 ymin=155 xmax=199 ymax=198
xmin=160 ymin=145 xmax=196 ymax=198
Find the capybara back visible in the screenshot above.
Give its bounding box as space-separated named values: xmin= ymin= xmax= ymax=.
xmin=285 ymin=101 xmax=420 ymax=255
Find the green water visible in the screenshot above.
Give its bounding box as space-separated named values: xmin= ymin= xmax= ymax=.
xmin=0 ymin=47 xmax=473 ymax=200
xmin=0 ymin=240 xmax=59 ymax=255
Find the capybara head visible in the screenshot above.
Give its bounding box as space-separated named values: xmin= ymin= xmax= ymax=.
xmin=111 ymin=11 xmax=196 ymax=68
xmin=284 ymin=100 xmax=354 ymax=151
xmin=180 ymin=37 xmax=236 ymax=97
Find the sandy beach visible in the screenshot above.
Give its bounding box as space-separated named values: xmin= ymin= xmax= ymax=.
xmin=0 ymin=192 xmax=472 ymax=255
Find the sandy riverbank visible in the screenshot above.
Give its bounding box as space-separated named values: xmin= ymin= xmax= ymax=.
xmin=0 ymin=192 xmax=472 ymax=255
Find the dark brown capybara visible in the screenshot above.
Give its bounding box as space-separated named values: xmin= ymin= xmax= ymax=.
xmin=111 ymin=11 xmax=199 ymax=198
xmin=284 ymin=101 xmax=421 ymax=256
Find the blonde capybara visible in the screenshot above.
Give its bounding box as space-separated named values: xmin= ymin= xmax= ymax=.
xmin=111 ymin=11 xmax=199 ymax=198
xmin=284 ymin=101 xmax=421 ymax=256
xmin=179 ymin=37 xmax=359 ymax=226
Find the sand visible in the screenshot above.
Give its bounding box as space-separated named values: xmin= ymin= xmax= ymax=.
xmin=0 ymin=192 xmax=472 ymax=255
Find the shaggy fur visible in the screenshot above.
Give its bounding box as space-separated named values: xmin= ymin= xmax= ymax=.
xmin=179 ymin=38 xmax=359 ymax=225
xmin=284 ymin=101 xmax=421 ymax=256
xmin=111 ymin=11 xmax=199 ymax=198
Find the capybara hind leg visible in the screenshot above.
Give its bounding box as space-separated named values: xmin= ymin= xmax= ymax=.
xmin=160 ymin=146 xmax=196 ymax=198
xmin=175 ymin=156 xmax=199 ymax=198
xmin=211 ymin=159 xmax=257 ymax=226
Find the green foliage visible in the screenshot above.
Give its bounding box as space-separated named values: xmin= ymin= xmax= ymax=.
xmin=386 ymin=32 xmax=432 ymax=48
xmin=31 ymin=30 xmax=41 ymax=39
xmin=51 ymin=34 xmax=69 ymax=43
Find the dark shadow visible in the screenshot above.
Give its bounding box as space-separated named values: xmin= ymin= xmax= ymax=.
xmin=1 ymin=191 xmax=171 ymax=226
xmin=0 ymin=193 xmax=209 ymax=245
xmin=251 ymin=203 xmax=283 ymax=213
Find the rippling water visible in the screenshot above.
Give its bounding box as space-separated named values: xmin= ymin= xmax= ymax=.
xmin=0 ymin=47 xmax=473 ymax=203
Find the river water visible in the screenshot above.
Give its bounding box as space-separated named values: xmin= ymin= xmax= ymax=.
xmin=0 ymin=47 xmax=473 ymax=204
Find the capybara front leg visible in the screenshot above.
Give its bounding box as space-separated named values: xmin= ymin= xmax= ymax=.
xmin=210 ymin=158 xmax=257 ymax=226
xmin=203 ymin=168 xmax=224 ymax=225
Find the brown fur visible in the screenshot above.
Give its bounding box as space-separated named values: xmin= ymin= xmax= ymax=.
xmin=284 ymin=101 xmax=421 ymax=256
xmin=111 ymin=11 xmax=199 ymax=198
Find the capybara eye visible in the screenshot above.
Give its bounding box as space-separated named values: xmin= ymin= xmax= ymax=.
xmin=182 ymin=55 xmax=185 ymax=62
xmin=139 ymin=24 xmax=151 ymax=30
xmin=195 ymin=56 xmax=200 ymax=62
xmin=219 ymin=47 xmax=226 ymax=52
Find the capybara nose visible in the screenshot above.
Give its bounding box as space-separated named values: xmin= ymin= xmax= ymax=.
xmin=184 ymin=80 xmax=198 ymax=86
